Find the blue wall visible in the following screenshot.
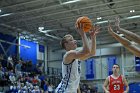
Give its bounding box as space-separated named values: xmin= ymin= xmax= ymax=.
xmin=39 ymin=44 xmax=45 ymax=53
xmin=20 ymin=39 xmax=37 ymax=64
xmin=85 ymin=58 xmax=95 ymax=80
xmin=0 ymin=33 xmax=17 ymax=57
xmin=129 ymin=82 xmax=140 ymax=93
xmin=108 ymin=56 xmax=117 ymax=75
xmin=135 ymin=56 xmax=140 ymax=72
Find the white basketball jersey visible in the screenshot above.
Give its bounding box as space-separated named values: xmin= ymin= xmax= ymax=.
xmin=55 ymin=59 xmax=81 ymax=93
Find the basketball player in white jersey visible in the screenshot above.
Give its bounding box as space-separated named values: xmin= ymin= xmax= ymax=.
xmin=55 ymin=23 xmax=99 ymax=93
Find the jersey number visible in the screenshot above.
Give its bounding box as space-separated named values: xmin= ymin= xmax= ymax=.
xmin=114 ymin=85 xmax=120 ymax=90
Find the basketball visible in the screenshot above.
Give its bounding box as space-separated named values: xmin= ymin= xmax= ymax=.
xmin=76 ymin=16 xmax=92 ymax=32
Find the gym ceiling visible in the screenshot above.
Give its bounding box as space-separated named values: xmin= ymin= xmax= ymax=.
xmin=0 ymin=0 xmax=140 ymax=49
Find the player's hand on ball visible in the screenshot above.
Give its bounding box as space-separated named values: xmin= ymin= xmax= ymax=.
xmin=89 ymin=25 xmax=100 ymax=38
xmin=76 ymin=23 xmax=85 ymax=36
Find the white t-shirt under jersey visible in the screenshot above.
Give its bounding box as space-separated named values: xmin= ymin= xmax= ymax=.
xmin=55 ymin=59 xmax=81 ymax=93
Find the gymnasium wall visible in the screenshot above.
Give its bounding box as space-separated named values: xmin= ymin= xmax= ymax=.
xmin=48 ymin=46 xmax=137 ymax=80
xmin=20 ymin=39 xmax=37 ymax=64
xmin=46 ymin=44 xmax=140 ymax=93
xmin=80 ymin=53 xmax=121 ymax=80
xmin=19 ymin=38 xmax=45 ymax=65
xmin=37 ymin=44 xmax=45 ymax=60
xmin=0 ymin=32 xmax=17 ymax=57
xmin=47 ymin=47 xmax=63 ymax=69
xmin=80 ymin=56 xmax=116 ymax=80
xmin=0 ymin=32 xmax=46 ymax=66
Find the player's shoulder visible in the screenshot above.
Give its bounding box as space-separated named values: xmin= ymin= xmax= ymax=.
xmin=119 ymin=74 xmax=125 ymax=78
xmin=63 ymin=50 xmax=77 ymax=64
xmin=120 ymin=74 xmax=124 ymax=77
xmin=107 ymin=75 xmax=112 ymax=82
xmin=120 ymin=74 xmax=126 ymax=80
xmin=65 ymin=50 xmax=77 ymax=57
xmin=105 ymin=76 xmax=110 ymax=80
xmin=67 ymin=50 xmax=77 ymax=53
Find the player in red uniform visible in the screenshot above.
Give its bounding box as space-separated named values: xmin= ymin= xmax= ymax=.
xmin=103 ymin=64 xmax=129 ymax=93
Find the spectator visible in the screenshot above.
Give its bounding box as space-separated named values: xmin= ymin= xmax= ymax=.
xmin=0 ymin=65 xmax=4 ymax=81
xmin=7 ymin=55 xmax=13 ymax=68
xmin=12 ymin=55 xmax=17 ymax=66
xmin=9 ymin=70 xmax=16 ymax=84
xmin=6 ymin=56 xmax=12 ymax=70
xmin=15 ymin=60 xmax=22 ymax=76
xmin=0 ymin=54 xmax=6 ymax=67
xmin=44 ymin=81 xmax=48 ymax=93
xmin=48 ymin=84 xmax=53 ymax=93
xmin=32 ymin=75 xmax=40 ymax=86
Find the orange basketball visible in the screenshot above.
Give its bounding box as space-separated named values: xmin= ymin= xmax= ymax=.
xmin=76 ymin=16 xmax=92 ymax=32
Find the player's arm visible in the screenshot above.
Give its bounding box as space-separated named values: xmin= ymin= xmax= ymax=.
xmin=73 ymin=26 xmax=100 ymax=60
xmin=75 ymin=23 xmax=91 ymax=60
xmin=103 ymin=77 xmax=110 ymax=93
xmin=108 ymin=24 xmax=140 ymax=57
xmin=75 ymin=26 xmax=100 ymax=60
xmin=118 ymin=28 xmax=140 ymax=44
xmin=77 ymin=85 xmax=81 ymax=93
xmin=89 ymin=26 xmax=100 ymax=55
xmin=115 ymin=17 xmax=140 ymax=44
xmin=122 ymin=75 xmax=129 ymax=93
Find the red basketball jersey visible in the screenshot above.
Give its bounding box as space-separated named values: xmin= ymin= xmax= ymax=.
xmin=109 ymin=75 xmax=124 ymax=93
